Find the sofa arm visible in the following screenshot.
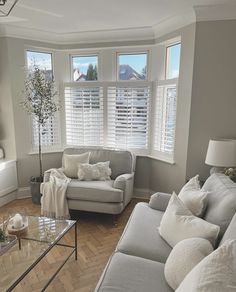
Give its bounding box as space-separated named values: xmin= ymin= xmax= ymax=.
xmin=149 ymin=192 xmax=172 ymax=212
xmin=113 ymin=173 xmax=134 ymax=206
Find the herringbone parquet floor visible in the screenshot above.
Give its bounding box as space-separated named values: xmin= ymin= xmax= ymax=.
xmin=0 ymin=198 xmax=146 ymax=292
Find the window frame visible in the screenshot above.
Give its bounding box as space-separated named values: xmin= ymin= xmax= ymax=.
xmin=70 ymin=53 xmax=100 ymax=82
xmin=25 ymin=47 xmax=62 ymax=152
xmin=165 ymin=42 xmax=181 ymax=80
xmin=116 ymin=51 xmax=149 ymax=82
xmin=151 ymin=79 xmax=178 ymax=164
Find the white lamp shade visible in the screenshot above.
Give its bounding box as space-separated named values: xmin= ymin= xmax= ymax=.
xmin=205 ymin=139 xmax=236 ymax=167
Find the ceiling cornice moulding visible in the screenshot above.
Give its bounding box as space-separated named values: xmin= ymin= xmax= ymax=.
xmin=152 ymin=8 xmax=195 ymax=38
xmin=0 ymin=24 xmax=155 ymax=44
xmin=0 ymin=8 xmax=196 ymax=45
xmin=194 ymin=4 xmax=236 ymax=21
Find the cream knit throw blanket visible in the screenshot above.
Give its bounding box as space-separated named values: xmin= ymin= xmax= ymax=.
xmin=40 ymin=168 xmax=71 ymax=219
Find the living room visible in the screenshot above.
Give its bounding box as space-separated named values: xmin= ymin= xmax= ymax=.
xmin=0 ymin=0 xmax=236 ymax=291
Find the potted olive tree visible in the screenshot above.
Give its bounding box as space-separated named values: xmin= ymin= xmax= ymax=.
xmin=21 ymin=65 xmax=59 ymax=204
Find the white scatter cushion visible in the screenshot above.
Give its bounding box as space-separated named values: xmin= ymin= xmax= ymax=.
xmin=63 ymin=152 xmax=90 ymax=178
xmin=176 ymin=240 xmax=236 ymax=292
xmin=179 ymin=175 xmax=208 ymax=217
xmin=78 ymin=161 xmax=112 ymax=181
xmin=164 ymin=238 xmax=213 ymax=290
xmin=159 ymin=193 xmax=220 ymax=247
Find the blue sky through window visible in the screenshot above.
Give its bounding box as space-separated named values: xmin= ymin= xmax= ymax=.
xmin=72 ymin=55 xmax=98 ymax=75
xmin=118 ymin=53 xmax=147 ymax=76
xmin=166 ymin=43 xmax=181 ymax=79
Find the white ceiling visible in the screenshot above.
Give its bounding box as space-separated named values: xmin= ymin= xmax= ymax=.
xmin=1 ymin=0 xmax=236 ymax=43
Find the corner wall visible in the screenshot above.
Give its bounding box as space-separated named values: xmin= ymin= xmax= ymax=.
xmin=0 ymin=37 xmax=16 ymax=159
xmin=186 ymin=20 xmax=236 ymax=181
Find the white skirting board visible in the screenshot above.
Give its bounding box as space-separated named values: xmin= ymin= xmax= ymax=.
xmin=17 ymin=187 xmax=31 ymax=199
xmin=0 ymin=191 xmax=17 ymax=207
xmin=0 ymin=187 xmax=153 ymax=207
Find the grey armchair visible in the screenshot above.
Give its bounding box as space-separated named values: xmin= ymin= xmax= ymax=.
xmin=45 ymin=147 xmax=136 ymax=215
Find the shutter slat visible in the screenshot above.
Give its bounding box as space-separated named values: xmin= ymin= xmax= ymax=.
xmin=154 ymin=84 xmax=177 ymax=154
xmin=107 ymin=86 xmax=150 ymax=149
xmin=64 ymin=85 xmax=103 ymax=146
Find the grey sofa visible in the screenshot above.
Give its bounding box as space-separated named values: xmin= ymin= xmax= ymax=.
xmin=52 ymin=148 xmax=135 ymax=215
xmin=95 ymin=173 xmax=236 ymax=291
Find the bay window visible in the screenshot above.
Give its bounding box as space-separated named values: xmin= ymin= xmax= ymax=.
xmin=28 ymin=39 xmax=181 ymax=162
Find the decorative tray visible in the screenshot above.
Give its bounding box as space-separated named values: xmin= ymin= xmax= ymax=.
xmin=0 ymin=234 xmax=17 ymax=256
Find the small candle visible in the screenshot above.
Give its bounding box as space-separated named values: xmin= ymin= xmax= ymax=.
xmin=13 ymin=214 xmax=23 ymax=229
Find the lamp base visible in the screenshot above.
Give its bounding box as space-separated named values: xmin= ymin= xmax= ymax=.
xmin=210 ymin=167 xmax=224 ymax=175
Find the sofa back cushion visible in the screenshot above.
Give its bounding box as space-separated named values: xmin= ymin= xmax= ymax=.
xmin=63 ymin=148 xmax=135 ymax=179
xmin=202 ymin=173 xmax=236 ymax=238
xmin=219 ymin=213 xmax=236 ymax=246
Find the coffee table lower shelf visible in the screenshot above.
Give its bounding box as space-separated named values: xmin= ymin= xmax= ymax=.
xmin=5 ymin=219 xmax=77 ymax=292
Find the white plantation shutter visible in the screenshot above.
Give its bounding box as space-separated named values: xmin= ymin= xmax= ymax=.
xmin=64 ymin=83 xmax=104 ymax=146
xmin=154 ymin=80 xmax=177 ymax=160
xmin=107 ymin=84 xmax=151 ymax=151
xmin=32 ymin=114 xmax=60 ymax=150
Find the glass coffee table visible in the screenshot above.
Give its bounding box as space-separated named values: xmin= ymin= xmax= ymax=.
xmin=0 ymin=216 xmax=77 ymax=291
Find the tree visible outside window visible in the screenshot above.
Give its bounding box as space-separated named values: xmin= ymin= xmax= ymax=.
xmin=72 ymin=55 xmax=98 ymax=81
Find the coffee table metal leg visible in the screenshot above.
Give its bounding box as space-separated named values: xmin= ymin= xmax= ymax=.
xmin=75 ymin=222 xmax=77 ymax=260
xmin=18 ymin=238 xmax=21 ymax=250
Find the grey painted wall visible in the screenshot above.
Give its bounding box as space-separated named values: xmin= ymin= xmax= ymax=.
xmin=0 ymin=37 xmax=16 ymax=160
xmin=187 ymin=20 xmax=236 ymax=181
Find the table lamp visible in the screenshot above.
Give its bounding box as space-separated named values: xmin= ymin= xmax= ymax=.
xmin=205 ymin=139 xmax=236 ymax=174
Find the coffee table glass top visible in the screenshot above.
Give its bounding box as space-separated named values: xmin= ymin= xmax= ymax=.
xmin=0 ymin=215 xmax=76 ymax=291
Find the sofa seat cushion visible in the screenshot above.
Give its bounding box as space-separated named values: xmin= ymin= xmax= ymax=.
xmin=116 ymin=202 xmax=172 ymax=263
xmin=95 ymin=252 xmax=173 ymax=292
xmin=66 ymin=180 xmax=123 ymax=203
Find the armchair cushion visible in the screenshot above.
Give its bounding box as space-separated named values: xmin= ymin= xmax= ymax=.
xmin=113 ymin=173 xmax=134 ymax=191
xmin=149 ymin=192 xmax=172 ymax=212
xmin=66 ymin=180 xmax=123 ymax=203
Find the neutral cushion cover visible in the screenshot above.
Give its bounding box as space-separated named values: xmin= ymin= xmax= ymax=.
xmin=159 ymin=193 xmax=220 ymax=247
xmin=176 ymin=240 xmax=236 ymax=292
xmin=63 ymin=148 xmax=134 ymax=179
xmin=67 ymin=180 xmax=123 ymax=203
xmin=149 ymin=192 xmax=172 ymax=212
xmin=202 ymin=173 xmax=236 ymax=238
xmin=179 ymin=175 xmax=208 ymax=216
xmin=78 ymin=161 xmax=111 ymax=181
xmin=165 ymin=238 xmax=213 ymax=290
xmin=63 ymin=152 xmax=90 ymax=178
xmin=95 ymin=252 xmax=172 ymax=292
xmin=117 ymin=202 xmax=172 ymax=263
xmin=219 ymin=213 xmax=236 ymax=246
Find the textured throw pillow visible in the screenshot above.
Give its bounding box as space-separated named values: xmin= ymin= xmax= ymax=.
xmin=176 ymin=240 xmax=236 ymax=292
xmin=179 ymin=175 xmax=208 ymax=217
xmin=159 ymin=193 xmax=220 ymax=247
xmin=164 ymin=238 xmax=213 ymax=290
xmin=63 ymin=152 xmax=90 ymax=178
xmin=78 ymin=161 xmax=112 ymax=181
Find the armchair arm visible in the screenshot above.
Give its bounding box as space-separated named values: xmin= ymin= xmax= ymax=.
xmin=149 ymin=192 xmax=172 ymax=212
xmin=43 ymin=167 xmax=64 ymax=182
xmin=113 ymin=173 xmax=134 ymax=190
xmin=113 ymin=173 xmax=134 ymax=206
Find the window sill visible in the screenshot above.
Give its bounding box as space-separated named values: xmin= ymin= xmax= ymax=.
xmin=28 ymin=149 xmax=64 ymax=155
xmin=28 ymin=148 xmax=175 ymax=165
xmin=136 ymin=154 xmax=175 ymax=165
